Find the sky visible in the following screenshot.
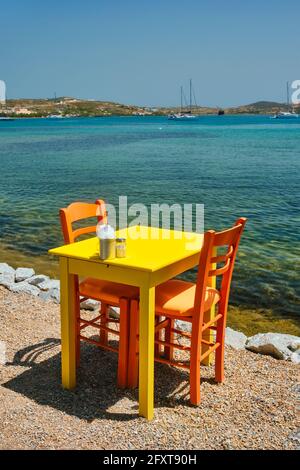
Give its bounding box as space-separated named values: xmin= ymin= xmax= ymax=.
xmin=0 ymin=0 xmax=299 ymax=107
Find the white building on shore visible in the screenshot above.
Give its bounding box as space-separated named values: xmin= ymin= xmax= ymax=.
xmin=13 ymin=107 xmax=32 ymax=115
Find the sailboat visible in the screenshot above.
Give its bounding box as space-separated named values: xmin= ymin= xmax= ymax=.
xmin=273 ymin=82 xmax=299 ymax=119
xmin=168 ymin=79 xmax=198 ymax=120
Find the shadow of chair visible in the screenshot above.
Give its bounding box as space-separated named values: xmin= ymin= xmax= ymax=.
xmin=3 ymin=337 xmax=217 ymax=421
xmin=7 ymin=338 xmax=61 ymax=368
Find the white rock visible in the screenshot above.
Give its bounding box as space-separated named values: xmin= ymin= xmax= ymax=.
xmin=28 ymin=274 xmax=49 ymax=287
xmin=289 ymin=341 xmax=300 ymax=352
xmin=0 ymin=272 xmax=15 ymax=288
xmin=0 ymin=341 xmax=6 ymax=365
xmin=39 ymin=287 xmax=60 ymax=303
xmin=38 ymin=290 xmax=52 ymax=302
xmin=39 ymin=279 xmax=60 ymax=291
xmin=174 ymin=319 xmax=191 ymax=332
xmin=289 ymin=430 xmax=300 ymax=445
xmin=49 ymin=288 xmax=60 ymax=304
xmin=225 ymin=327 xmax=247 ymax=350
xmin=0 ymin=263 xmax=15 ymax=275
xmin=290 ymin=352 xmax=300 ymax=364
xmin=246 ymin=333 xmax=300 ymax=361
xmin=15 ymin=267 xmax=35 ymax=282
xmin=108 ymin=306 xmax=120 ymax=319
xmin=81 ymin=298 xmax=100 ymax=311
xmin=10 ymin=281 xmax=40 ymax=297
xmin=0 ymin=263 xmax=15 ymax=288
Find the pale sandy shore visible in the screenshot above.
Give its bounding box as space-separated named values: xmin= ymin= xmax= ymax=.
xmin=0 ymin=286 xmax=299 ymax=450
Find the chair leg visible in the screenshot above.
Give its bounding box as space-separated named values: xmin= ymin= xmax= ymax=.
xmin=215 ymin=315 xmax=225 ymax=383
xmin=75 ymin=291 xmax=81 ymax=367
xmin=154 ymin=316 xmax=162 ymax=357
xmin=117 ymin=298 xmax=130 ymax=388
xmin=127 ymin=299 xmax=139 ymax=388
xmin=164 ymin=318 xmax=174 ymax=361
xmin=100 ymin=303 xmax=108 ymax=346
xmin=189 ymin=325 xmax=201 ymax=406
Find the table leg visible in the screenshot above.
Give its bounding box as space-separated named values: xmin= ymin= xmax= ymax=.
xmin=60 ymin=257 xmax=77 ymax=389
xmin=138 ymin=283 xmax=155 ymax=420
xmin=202 ymin=246 xmax=217 ymax=366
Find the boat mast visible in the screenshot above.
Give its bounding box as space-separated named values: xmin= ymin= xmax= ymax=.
xmin=180 ymin=86 xmax=183 ymax=113
xmin=287 ymin=81 xmax=290 ymax=108
xmin=189 ymin=79 xmax=192 ymax=112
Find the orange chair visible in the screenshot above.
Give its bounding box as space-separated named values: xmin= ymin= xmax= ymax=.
xmin=127 ymin=218 xmax=247 ymax=405
xmin=59 ymin=199 xmax=139 ymax=387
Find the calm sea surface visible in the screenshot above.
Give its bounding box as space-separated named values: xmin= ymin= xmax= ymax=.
xmin=0 ymin=115 xmax=299 ymax=320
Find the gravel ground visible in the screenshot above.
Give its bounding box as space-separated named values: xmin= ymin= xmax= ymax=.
xmin=0 ymin=286 xmax=299 ymax=450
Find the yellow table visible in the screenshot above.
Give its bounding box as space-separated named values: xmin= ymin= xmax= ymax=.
xmin=49 ymin=225 xmax=214 ymax=420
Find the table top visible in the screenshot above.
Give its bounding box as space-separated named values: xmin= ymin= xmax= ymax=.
xmin=49 ymin=226 xmax=203 ymax=273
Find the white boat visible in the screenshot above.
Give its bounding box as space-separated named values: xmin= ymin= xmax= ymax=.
xmin=48 ymin=114 xmax=64 ymax=119
xmin=168 ymin=80 xmax=198 ymax=120
xmin=273 ymin=111 xmax=299 ymax=119
xmin=168 ymin=112 xmax=197 ymax=120
xmin=273 ymin=82 xmax=299 ymax=119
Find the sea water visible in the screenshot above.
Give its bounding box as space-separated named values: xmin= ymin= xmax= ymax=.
xmin=0 ymin=115 xmax=299 ymax=321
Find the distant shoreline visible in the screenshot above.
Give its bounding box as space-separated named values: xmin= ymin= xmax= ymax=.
xmin=0 ymin=113 xmax=298 ymax=120
xmin=1 ymin=97 xmax=299 ymax=119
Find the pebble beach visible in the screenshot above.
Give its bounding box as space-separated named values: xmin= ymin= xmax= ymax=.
xmin=0 ymin=284 xmax=299 ymax=450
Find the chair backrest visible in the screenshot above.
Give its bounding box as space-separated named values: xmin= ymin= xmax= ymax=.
xmin=194 ymin=217 xmax=247 ymax=325
xmin=59 ymin=199 xmax=108 ymax=244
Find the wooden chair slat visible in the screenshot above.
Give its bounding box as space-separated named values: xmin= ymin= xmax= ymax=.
xmin=209 ymin=258 xmax=231 ymax=277
xmin=200 ymin=343 xmax=220 ymax=362
xmin=155 ymin=356 xmax=190 ymax=370
xmin=72 ymin=225 xmax=98 ymax=239
xmin=211 ymin=245 xmax=234 ymax=263
xmin=79 ymin=334 xmax=118 ymax=353
xmin=201 ymin=313 xmax=223 ymax=332
xmin=154 ymin=339 xmax=191 ymax=352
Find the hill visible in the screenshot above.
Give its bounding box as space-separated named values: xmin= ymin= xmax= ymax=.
xmin=0 ymin=97 xmax=158 ymax=118
xmin=225 ymin=100 xmax=298 ymax=115
xmin=0 ymin=97 xmax=299 ymax=117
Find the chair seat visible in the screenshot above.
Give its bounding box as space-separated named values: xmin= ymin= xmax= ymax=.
xmin=155 ymin=279 xmax=220 ymax=317
xmin=79 ymin=277 xmax=139 ymax=305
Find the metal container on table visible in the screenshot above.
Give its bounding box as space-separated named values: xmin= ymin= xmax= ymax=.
xmin=99 ymin=238 xmax=116 ymax=260
xmin=96 ymin=223 xmax=116 ymax=260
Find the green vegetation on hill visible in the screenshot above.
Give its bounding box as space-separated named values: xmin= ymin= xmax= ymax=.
xmin=226 ymin=101 xmax=299 ymax=115
xmin=0 ymin=97 xmax=299 ymax=118
xmin=0 ymin=97 xmax=152 ymax=118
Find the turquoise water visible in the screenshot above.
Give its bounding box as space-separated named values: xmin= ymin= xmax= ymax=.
xmin=0 ymin=115 xmax=299 ymax=318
